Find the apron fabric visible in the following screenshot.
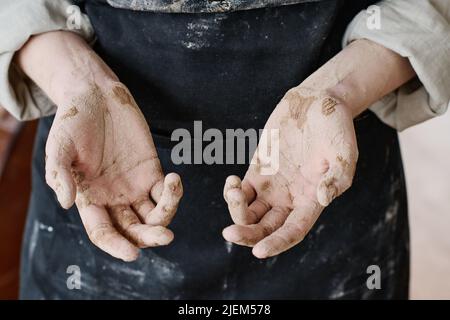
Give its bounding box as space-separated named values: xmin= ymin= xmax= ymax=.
xmin=105 ymin=0 xmax=324 ymax=13
xmin=20 ymin=0 xmax=409 ymax=299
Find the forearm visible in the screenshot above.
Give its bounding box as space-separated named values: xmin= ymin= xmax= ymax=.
xmin=15 ymin=31 xmax=118 ymax=107
xmin=300 ymin=39 xmax=416 ymax=117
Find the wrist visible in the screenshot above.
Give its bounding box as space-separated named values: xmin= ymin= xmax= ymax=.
xmin=323 ymin=82 xmax=364 ymax=118
xmin=297 ymin=39 xmax=415 ymax=119
xmin=16 ymin=31 xmax=118 ymax=108
xmin=51 ymin=67 xmax=118 ymax=109
xmin=48 ymin=46 xmax=118 ymax=107
xmin=297 ymin=69 xmax=368 ymax=119
xmin=288 ymin=84 xmax=359 ymax=119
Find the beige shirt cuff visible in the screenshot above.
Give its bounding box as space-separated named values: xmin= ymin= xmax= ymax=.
xmin=343 ymin=0 xmax=450 ymax=131
xmin=0 ymin=0 xmax=94 ymax=121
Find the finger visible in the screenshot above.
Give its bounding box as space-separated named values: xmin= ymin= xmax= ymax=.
xmin=222 ymin=206 xmax=290 ymax=247
xmin=45 ymin=140 xmax=76 ymax=209
xmin=252 ymin=201 xmax=322 ymax=259
xmin=223 ymin=175 xmax=240 ymax=200
xmin=131 ymin=195 xmax=155 ymax=222
xmin=224 ymin=176 xmax=248 ymax=225
xmin=150 ymin=179 xmax=164 ymax=203
xmin=146 ymin=173 xmax=183 ymax=226
xmin=241 ymin=180 xmax=257 ymax=203
xmin=225 ymin=188 xmax=248 ymax=225
xmin=223 ymin=176 xmax=257 ymax=225
xmin=78 ymin=204 xmax=139 ymax=261
xmin=246 ymin=198 xmax=271 ymax=223
xmin=110 ymin=205 xmax=173 ymax=248
xmin=317 ymin=151 xmax=357 ymax=207
xmin=224 ymin=176 xmax=256 ymax=203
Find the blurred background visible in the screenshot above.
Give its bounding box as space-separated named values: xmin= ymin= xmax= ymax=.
xmin=0 ymin=105 xmax=448 ymax=299
xmin=400 ymin=109 xmax=450 ymax=299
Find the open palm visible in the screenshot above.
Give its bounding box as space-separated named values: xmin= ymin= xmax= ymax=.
xmin=45 ymin=82 xmax=182 ymax=261
xmin=223 ymin=88 xmax=358 ymax=258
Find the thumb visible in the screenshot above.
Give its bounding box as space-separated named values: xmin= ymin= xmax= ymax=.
xmin=147 ymin=173 xmax=183 ymax=226
xmin=45 ymin=140 xmax=76 ymax=209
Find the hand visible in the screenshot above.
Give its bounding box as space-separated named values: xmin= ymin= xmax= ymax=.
xmin=46 ymin=81 xmax=183 ymax=261
xmin=16 ymin=31 xmax=184 ymax=261
xmin=221 ymin=38 xmax=416 ymax=259
xmin=222 ymin=87 xmax=358 ymax=259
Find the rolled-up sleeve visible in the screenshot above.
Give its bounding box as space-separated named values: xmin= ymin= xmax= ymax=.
xmin=0 ymin=0 xmax=94 ymax=121
xmin=343 ymin=0 xmax=450 ymax=131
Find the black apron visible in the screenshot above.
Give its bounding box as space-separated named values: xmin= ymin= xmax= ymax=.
xmin=20 ymin=0 xmax=409 ymax=299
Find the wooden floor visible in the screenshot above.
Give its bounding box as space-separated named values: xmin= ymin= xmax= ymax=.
xmin=400 ymin=111 xmax=450 ymax=299
xmin=0 ymin=109 xmax=37 ymax=299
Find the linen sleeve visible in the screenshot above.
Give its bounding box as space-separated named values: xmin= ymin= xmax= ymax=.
xmin=0 ymin=0 xmax=94 ymax=121
xmin=343 ymin=0 xmax=450 ymax=131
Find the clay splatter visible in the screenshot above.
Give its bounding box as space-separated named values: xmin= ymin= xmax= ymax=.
xmin=72 ymin=171 xmax=85 ymax=185
xmin=113 ymin=86 xmax=134 ymax=106
xmin=336 ymin=155 xmax=349 ymax=169
xmin=261 ymin=180 xmax=271 ymax=192
xmin=61 ymin=106 xmax=79 ymax=120
xmin=322 ymin=97 xmax=337 ymax=116
xmin=285 ymin=91 xmax=316 ymax=129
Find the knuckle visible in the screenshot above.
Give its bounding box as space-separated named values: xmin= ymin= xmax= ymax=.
xmin=132 ymin=197 xmax=151 ymax=212
xmin=162 ymin=204 xmax=177 ymax=214
xmin=225 ymin=175 xmax=241 ymax=189
xmin=260 ymin=224 xmax=274 ymax=237
xmin=88 ymin=223 xmax=113 ymax=246
xmin=227 ymin=189 xmax=245 ymax=205
xmin=284 ymin=222 xmax=306 ymax=242
xmin=113 ymin=207 xmax=139 ymax=230
xmin=167 ymin=180 xmax=182 ymax=197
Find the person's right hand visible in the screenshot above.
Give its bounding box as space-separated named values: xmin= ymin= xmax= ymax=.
xmin=15 ymin=31 xmax=183 ymax=262
xmin=46 ymin=81 xmax=183 ymax=261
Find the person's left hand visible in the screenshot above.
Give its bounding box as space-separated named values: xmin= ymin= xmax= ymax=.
xmin=222 ymin=87 xmax=358 ymax=259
